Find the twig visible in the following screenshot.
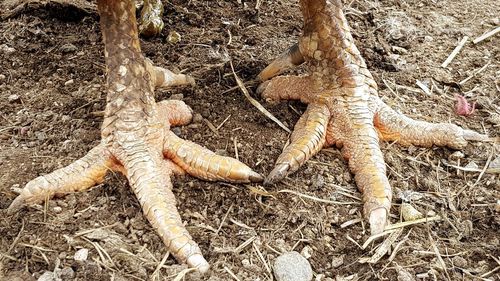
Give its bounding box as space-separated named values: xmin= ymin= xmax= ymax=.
xmin=233 ymin=137 xmax=239 ymax=160
xmin=362 ymin=229 xmax=398 ymax=249
xmin=253 ymin=241 xmax=272 ymax=278
xmin=459 ymin=61 xmax=491 ymax=85
xmin=229 ymin=218 xmax=254 ymax=230
xmin=224 ymin=266 xmax=242 ymax=281
xmin=388 ymin=230 xmax=412 ymax=262
xmin=277 ymin=189 xmax=360 ymax=205
xmin=471 ymin=150 xmax=494 ymax=187
xmin=428 ymin=233 xmax=451 ymax=280
xmin=346 ymin=234 xmax=363 ymax=249
xmin=234 ymin=236 xmax=256 ymax=253
xmin=151 ymin=252 xmax=169 ymax=280
xmin=442 ymin=159 xmax=499 ymax=174
xmin=172 ymin=268 xmax=196 ymax=281
xmin=18 ymin=243 xmax=55 ymax=252
xmin=203 ymin=118 xmax=219 ymax=136
xmin=416 ymin=80 xmax=431 ymax=95
xmin=415 ymin=250 xmax=467 ymax=257
xmin=441 ymin=36 xmax=469 ymax=68
xmin=481 ymin=266 xmax=500 ymax=278
xmin=216 ymin=114 xmax=232 ymax=130
xmin=340 ymin=218 xmax=363 ymax=228
xmin=229 ymin=61 xmax=291 ymax=133
xmin=216 ymin=204 xmax=233 ymax=234
xmin=359 ymin=228 xmax=403 ymax=264
xmin=6 ymin=220 xmax=24 ymax=256
xmin=383 ymin=215 xmax=442 ymax=231
xmin=473 ymin=26 xmax=500 ymax=44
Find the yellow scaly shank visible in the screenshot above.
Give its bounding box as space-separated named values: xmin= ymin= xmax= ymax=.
xmin=258 ymin=0 xmax=492 ymax=234
xmin=7 ymin=0 xmax=262 ymax=273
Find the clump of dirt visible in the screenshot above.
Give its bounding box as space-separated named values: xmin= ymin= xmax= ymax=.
xmin=1 ymin=0 xmax=499 ymax=280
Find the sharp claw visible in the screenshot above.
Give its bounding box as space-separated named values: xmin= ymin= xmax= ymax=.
xmin=264 ymin=163 xmax=290 ymax=185
xmin=463 ymin=129 xmax=495 ymax=142
xmin=186 ymin=254 xmax=210 ymax=274
xmin=369 ymin=208 xmax=388 ymax=235
xmin=7 ymin=196 xmax=25 ymax=215
xmin=256 ymin=80 xmax=270 ymax=95
xmin=249 ymin=171 xmax=265 ymax=183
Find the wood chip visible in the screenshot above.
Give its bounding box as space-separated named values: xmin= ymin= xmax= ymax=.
xmin=473 ymin=26 xmax=500 ymax=44
xmin=441 ymin=36 xmax=469 ymax=68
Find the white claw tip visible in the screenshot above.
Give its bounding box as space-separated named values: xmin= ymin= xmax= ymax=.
xmin=187 ymin=254 xmax=210 ymax=274
xmin=369 ymin=208 xmax=388 ymax=235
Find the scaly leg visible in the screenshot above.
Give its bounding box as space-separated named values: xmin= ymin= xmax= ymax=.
xmin=8 ymin=0 xmax=262 ymax=273
xmin=258 ymin=0 xmax=492 ymax=234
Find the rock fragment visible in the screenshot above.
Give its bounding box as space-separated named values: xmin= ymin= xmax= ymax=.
xmin=273 ymin=251 xmax=313 ymax=281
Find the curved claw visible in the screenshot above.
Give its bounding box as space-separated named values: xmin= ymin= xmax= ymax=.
xmin=138 ymin=0 xmax=164 ymax=37
xmin=265 ymin=163 xmax=291 ymax=185
xmin=369 ymin=208 xmax=388 ymax=235
xmin=258 ymin=43 xmax=305 ymax=81
xmin=187 ymin=255 xmax=210 ymax=274
xmin=266 ymin=104 xmax=330 ymax=183
xmin=463 ymin=129 xmax=496 ymax=142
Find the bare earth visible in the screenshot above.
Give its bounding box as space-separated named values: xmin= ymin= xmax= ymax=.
xmin=0 ymin=0 xmax=499 ymax=280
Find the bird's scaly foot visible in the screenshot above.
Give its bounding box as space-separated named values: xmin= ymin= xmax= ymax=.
xmin=7 ymin=0 xmax=262 ymax=273
xmin=258 ymin=0 xmax=491 ymax=234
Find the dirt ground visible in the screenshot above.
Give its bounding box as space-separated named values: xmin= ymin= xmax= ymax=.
xmin=0 ymin=0 xmax=499 ymax=280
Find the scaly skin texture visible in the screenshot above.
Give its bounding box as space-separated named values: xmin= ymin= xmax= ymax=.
xmin=258 ymin=0 xmax=491 ymax=234
xmin=137 ymin=0 xmax=164 ymax=37
xmin=7 ymin=0 xmax=262 ymax=273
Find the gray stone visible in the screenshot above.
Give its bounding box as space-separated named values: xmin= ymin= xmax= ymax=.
xmin=37 ymin=271 xmax=59 ymax=281
xmin=273 ymin=251 xmax=313 ymax=281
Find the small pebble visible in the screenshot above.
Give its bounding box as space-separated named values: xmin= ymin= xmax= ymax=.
xmin=489 ymin=156 xmax=500 ymax=169
xmin=300 ymin=246 xmax=312 ymax=259
xmin=65 ymin=79 xmax=74 ymax=86
xmin=401 ymin=203 xmax=424 ymax=221
xmin=464 ymin=161 xmax=479 ymax=170
xmin=74 ymin=248 xmax=89 ymax=261
xmin=167 ymin=31 xmax=182 ymax=44
xmin=171 ymin=127 xmax=182 ymax=136
xmin=452 ymin=256 xmax=468 ymax=268
xmin=37 ymin=271 xmax=56 ymax=281
xmin=8 ymin=94 xmax=20 ymax=103
xmin=60 ymin=43 xmax=78 ymax=53
xmin=310 ymin=174 xmax=325 ymax=189
xmin=241 ymin=259 xmax=251 ymax=268
xmin=1 ymin=44 xmax=16 ymax=54
xmin=396 ymin=266 xmax=415 ymax=281
xmin=53 ymin=206 xmax=62 ymax=213
xmin=0 ymin=74 xmax=6 ymax=81
xmin=59 ymin=267 xmax=75 ymax=279
xmin=274 ymin=251 xmax=313 ymax=281
xmin=170 ymin=93 xmax=184 ymax=100
xmin=391 ymin=46 xmax=408 ymax=54
xmin=192 ymin=113 xmax=203 ymax=123
xmin=331 ymin=255 xmax=344 ymax=268
xmin=448 ymin=151 xmax=464 ymax=161
xmin=215 ymin=149 xmax=229 ymax=156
